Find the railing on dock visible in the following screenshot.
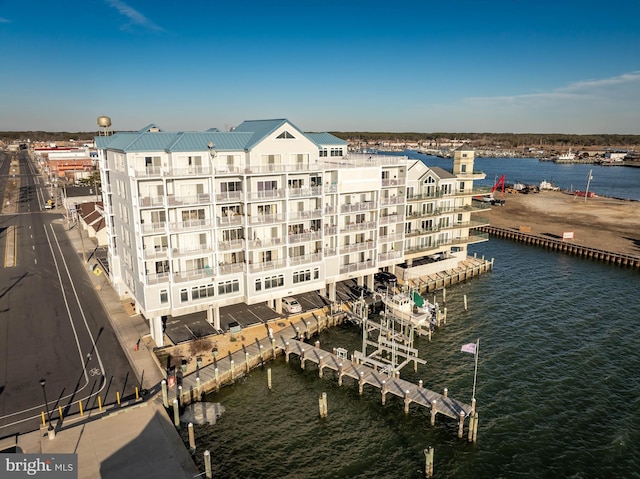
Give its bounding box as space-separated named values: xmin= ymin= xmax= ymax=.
xmin=477 ymin=226 xmax=640 ymax=268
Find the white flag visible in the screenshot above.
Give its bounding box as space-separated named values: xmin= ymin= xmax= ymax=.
xmin=461 ymin=342 xmax=476 ymax=354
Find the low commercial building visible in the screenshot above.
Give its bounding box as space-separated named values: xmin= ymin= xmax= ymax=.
xmin=95 ymin=119 xmax=489 ymax=346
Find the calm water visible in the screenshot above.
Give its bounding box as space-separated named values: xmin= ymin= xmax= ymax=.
xmin=188 ymin=242 xmax=640 ymax=478
xmin=404 ymin=151 xmax=640 ymax=201
xmin=184 ymin=158 xmax=640 ymax=478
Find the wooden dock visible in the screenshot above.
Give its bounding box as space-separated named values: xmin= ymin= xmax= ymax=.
xmin=478 ymin=225 xmax=640 ymax=268
xmin=279 ymin=337 xmax=473 ymax=422
xmin=163 ymin=313 xmax=478 ymax=440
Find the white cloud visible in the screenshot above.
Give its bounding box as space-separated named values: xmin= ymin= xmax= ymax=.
xmin=463 ymin=71 xmax=640 ymax=108
xmin=0 ymin=17 xmax=11 ymax=23
xmin=105 ymin=0 xmax=163 ymax=32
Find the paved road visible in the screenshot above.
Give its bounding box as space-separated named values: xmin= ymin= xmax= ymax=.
xmin=0 ymin=151 xmax=138 ymax=439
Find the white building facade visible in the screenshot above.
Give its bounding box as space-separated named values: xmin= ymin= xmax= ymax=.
xmin=95 ymin=119 xmax=489 ymax=346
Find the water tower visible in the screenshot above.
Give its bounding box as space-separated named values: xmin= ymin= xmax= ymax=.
xmin=97 ymin=116 xmax=113 ymax=136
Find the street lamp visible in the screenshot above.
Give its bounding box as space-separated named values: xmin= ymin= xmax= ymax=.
xmin=39 ymin=378 xmax=55 ymax=439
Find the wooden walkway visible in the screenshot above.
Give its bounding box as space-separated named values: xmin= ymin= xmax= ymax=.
xmin=165 ymin=319 xmax=474 ymax=433
xmin=478 ymin=225 xmax=640 ymax=268
xmin=279 ymin=337 xmax=473 ymax=421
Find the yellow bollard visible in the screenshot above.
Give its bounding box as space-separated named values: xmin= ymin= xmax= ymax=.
xmin=116 ymin=391 xmax=121 ymax=405
xmin=98 ymin=396 xmax=103 ymax=411
xmin=58 ymin=406 xmax=63 ymax=424
xmin=135 ymin=387 xmax=139 ymax=400
xmin=41 ymin=411 xmax=46 ymax=426
xmin=79 ymin=400 xmax=84 ymax=416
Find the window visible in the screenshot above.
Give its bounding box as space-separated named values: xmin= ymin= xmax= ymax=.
xmin=181 ymin=208 xmax=205 ymax=222
xmin=319 ymin=149 xmax=328 ymax=157
xmin=160 ymin=289 xmax=168 ymax=304
xmin=220 ymin=181 xmax=241 ymax=193
xmin=276 ymin=131 xmax=295 ymax=139
xmin=192 ymin=283 xmax=215 ymax=300
xmin=461 ymin=164 xmax=467 ymax=173
xmin=330 ymin=148 xmax=343 ymax=157
xmin=218 ymin=280 xmax=240 ymax=295
xmin=180 ymin=289 xmax=188 ymax=302
xmin=293 ymin=268 xmax=319 ymax=284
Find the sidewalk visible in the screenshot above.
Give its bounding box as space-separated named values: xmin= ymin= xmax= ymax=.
xmin=14 ymin=218 xmax=199 ymax=479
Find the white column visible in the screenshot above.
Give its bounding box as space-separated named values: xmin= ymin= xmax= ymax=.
xmin=149 ymin=316 xmax=164 ymax=347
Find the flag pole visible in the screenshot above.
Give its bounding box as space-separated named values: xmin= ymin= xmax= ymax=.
xmin=472 ymin=338 xmax=479 ymax=401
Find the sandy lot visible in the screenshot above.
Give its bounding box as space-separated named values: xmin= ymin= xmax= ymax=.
xmin=483 ymin=190 xmax=640 ymax=256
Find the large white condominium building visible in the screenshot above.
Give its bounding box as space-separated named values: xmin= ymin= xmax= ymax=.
xmin=95 ymin=119 xmax=489 ymax=346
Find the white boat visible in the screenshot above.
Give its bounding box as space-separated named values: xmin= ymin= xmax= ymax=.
xmin=539 ymin=180 xmax=559 ymax=191
xmin=381 ymin=290 xmax=439 ymax=327
xmin=555 ymin=150 xmax=576 ymax=162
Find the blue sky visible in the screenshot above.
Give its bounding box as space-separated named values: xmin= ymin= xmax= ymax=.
xmin=1 ymin=0 xmax=639 ymax=134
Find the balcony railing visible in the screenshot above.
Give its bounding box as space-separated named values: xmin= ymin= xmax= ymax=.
xmin=219 ymin=262 xmax=245 ymax=275
xmin=167 ymin=193 xmax=211 ymax=206
xmin=379 ymin=196 xmax=403 ymax=205
xmin=339 ymin=260 xmax=374 ymax=274
xmin=248 ymin=213 xmax=285 ymax=226
xmin=141 ymin=221 xmax=166 ymax=234
xmin=340 ymin=201 xmax=377 ymax=213
xmin=139 ymin=196 xmax=165 ymax=208
xmin=248 ymin=259 xmax=286 ymax=273
xmin=146 ymin=272 xmax=170 ymax=285
xmin=341 ymin=241 xmax=374 ymax=253
xmin=169 ymin=218 xmax=214 ymax=231
xmin=289 ymin=186 xmax=322 ymax=198
xmin=217 ymin=215 xmax=244 ymax=227
xmin=166 ymin=165 xmax=212 ymax=177
xmin=247 ymin=189 xmax=285 ymax=201
xmin=288 ymin=209 xmax=322 ymax=221
xmin=171 ymin=245 xmax=214 ymax=258
xmin=378 ymin=250 xmax=403 ymax=262
xmin=340 ymin=220 xmax=377 ymax=233
xmin=216 ymin=191 xmax=243 ymax=202
xmin=289 ymin=252 xmax=322 ymax=266
xmin=143 ymin=246 xmax=169 ymax=259
xmin=378 ymin=232 xmax=403 ymax=242
xmin=323 ymin=226 xmax=337 ymax=236
xmin=288 ymin=231 xmax=321 ymax=243
xmin=378 ymin=214 xmax=404 ymax=225
xmin=172 ymin=267 xmax=215 ymax=283
xmin=217 ymin=239 xmax=245 ymax=251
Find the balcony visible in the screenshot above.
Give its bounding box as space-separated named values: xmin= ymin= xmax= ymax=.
xmin=340 ymin=220 xmax=377 ymax=233
xmin=171 ymin=245 xmax=214 ymax=258
xmin=143 ymin=246 xmax=169 ymax=260
xmin=249 ymin=237 xmax=283 ymax=249
xmin=141 ymin=221 xmax=167 ymax=234
xmin=323 ymin=226 xmax=337 ymax=236
xmin=378 ymin=250 xmax=403 ymax=262
xmin=379 ymin=196 xmax=403 ymax=206
xmin=248 ymin=213 xmax=285 ymax=226
xmin=288 ymin=209 xmax=322 ymax=221
xmin=219 ymin=262 xmax=245 ymax=275
xmin=146 ymin=271 xmax=170 ymax=285
xmin=249 ymin=259 xmax=286 ymax=273
xmin=132 ymin=166 xmax=162 ymax=178
xmin=247 ymin=189 xmax=285 ymax=201
xmin=341 ymin=241 xmax=374 ymax=253
xmin=340 ymin=201 xmax=377 ymax=213
xmin=138 ymin=196 xmax=165 ymax=208
xmin=288 ymin=186 xmax=322 ymax=198
xmin=172 ymin=267 xmax=215 ymax=283
xmin=289 ymin=252 xmax=322 ymax=266
xmin=166 ymin=165 xmax=212 ymax=177
xmin=167 ymin=193 xmax=211 ymax=207
xmin=216 ymin=191 xmax=243 ymax=202
xmin=381 ymin=178 xmax=403 ymax=186
xmin=379 ymin=214 xmax=404 ymax=225
xmin=169 ymin=218 xmax=214 ymax=231
xmin=288 ymin=231 xmax=321 ymax=244
xmin=339 ymin=259 xmax=374 ymax=275
xmin=217 ymin=215 xmax=244 ymax=227
xmin=378 ymin=232 xmax=403 ymax=242
xmin=217 ymin=239 xmax=245 ymax=251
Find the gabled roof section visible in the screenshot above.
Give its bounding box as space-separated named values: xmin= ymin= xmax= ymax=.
xmin=429 ymin=166 xmax=456 ymax=179
xmin=455 ymin=143 xmax=474 ymax=152
xmin=233 ymin=119 xmax=303 ymax=149
xmin=138 ymin=124 xmax=162 ymax=133
xmin=305 ymin=132 xmax=348 ymax=147
xmin=168 ymin=132 xmax=254 ymax=152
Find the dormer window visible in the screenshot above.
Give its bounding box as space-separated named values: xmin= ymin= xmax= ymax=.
xmin=276 ymin=131 xmax=295 ymax=139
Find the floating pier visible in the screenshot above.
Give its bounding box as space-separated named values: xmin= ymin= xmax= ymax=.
xmin=477 ymin=226 xmax=640 ymax=268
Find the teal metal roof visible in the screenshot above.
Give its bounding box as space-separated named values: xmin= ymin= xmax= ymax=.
xmin=305 ymin=132 xmax=348 ymax=147
xmin=94 ymin=119 xmax=338 ymax=153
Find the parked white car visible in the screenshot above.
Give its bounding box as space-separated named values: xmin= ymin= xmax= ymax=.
xmin=282 ymin=297 xmax=302 ymax=314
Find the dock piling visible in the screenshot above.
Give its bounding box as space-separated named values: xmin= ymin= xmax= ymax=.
xmin=424 ymin=446 xmax=434 ymax=478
